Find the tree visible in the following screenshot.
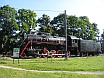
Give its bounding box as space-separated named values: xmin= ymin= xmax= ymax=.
xmin=51 ymin=14 xmax=99 ymax=40
xmin=17 ymin=9 xmax=37 ymax=34
xmin=0 ymin=5 xmax=37 ymax=53
xmin=67 ymin=15 xmax=79 ymax=36
xmin=37 ymin=14 xmax=50 ymax=27
xmin=51 ymin=14 xmax=80 ymax=36
xmin=92 ymin=23 xmax=99 ymax=37
xmin=16 ymin=9 xmax=37 ymax=49
xmin=51 ymin=13 xmax=66 ymax=36
xmin=0 ymin=5 xmax=18 ymax=52
xmin=78 ymin=16 xmax=99 ymax=40
xmin=37 ymin=14 xmax=54 ymax=34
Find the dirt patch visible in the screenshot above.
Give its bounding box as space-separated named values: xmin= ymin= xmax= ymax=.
xmin=74 ymin=71 xmax=104 ymax=75
xmin=0 ymin=65 xmax=104 ymax=75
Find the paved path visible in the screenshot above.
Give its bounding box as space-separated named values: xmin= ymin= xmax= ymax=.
xmin=0 ymin=65 xmax=104 ymax=75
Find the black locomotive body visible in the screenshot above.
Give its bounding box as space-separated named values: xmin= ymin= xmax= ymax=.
xmin=19 ymin=30 xmax=102 ymax=57
xmin=79 ymin=40 xmax=101 ymax=56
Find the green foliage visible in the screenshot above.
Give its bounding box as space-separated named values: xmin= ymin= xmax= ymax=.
xmin=37 ymin=14 xmax=54 ymax=34
xmin=78 ymin=16 xmax=98 ymax=40
xmin=0 ymin=5 xmax=37 ymax=52
xmin=51 ymin=14 xmax=99 ymax=39
xmin=37 ymin=14 xmax=50 ymax=26
xmin=0 ymin=5 xmax=18 ymax=52
xmin=50 ymin=13 xmax=66 ymax=36
xmin=17 ymin=9 xmax=37 ymax=34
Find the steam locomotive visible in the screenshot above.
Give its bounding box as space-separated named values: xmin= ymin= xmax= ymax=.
xmin=19 ymin=29 xmax=102 ymax=57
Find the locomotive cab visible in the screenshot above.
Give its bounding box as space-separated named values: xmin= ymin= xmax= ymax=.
xmin=67 ymin=36 xmax=79 ymax=56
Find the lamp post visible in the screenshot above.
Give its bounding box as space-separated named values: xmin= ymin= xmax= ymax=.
xmin=64 ymin=10 xmax=68 ymax=60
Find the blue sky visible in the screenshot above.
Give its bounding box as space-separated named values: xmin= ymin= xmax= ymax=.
xmin=0 ymin=0 xmax=104 ymax=35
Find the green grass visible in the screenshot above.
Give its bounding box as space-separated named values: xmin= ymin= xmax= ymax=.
xmin=0 ymin=56 xmax=104 ymax=71
xmin=0 ymin=68 xmax=104 ymax=78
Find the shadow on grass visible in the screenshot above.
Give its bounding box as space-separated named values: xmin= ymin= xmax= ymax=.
xmin=0 ymin=62 xmax=7 ymax=64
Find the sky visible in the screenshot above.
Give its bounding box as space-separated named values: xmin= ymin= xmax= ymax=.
xmin=0 ymin=0 xmax=104 ymax=35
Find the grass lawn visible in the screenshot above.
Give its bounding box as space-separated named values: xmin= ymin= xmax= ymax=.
xmin=0 ymin=56 xmax=104 ymax=71
xmin=0 ymin=68 xmax=104 ymax=78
